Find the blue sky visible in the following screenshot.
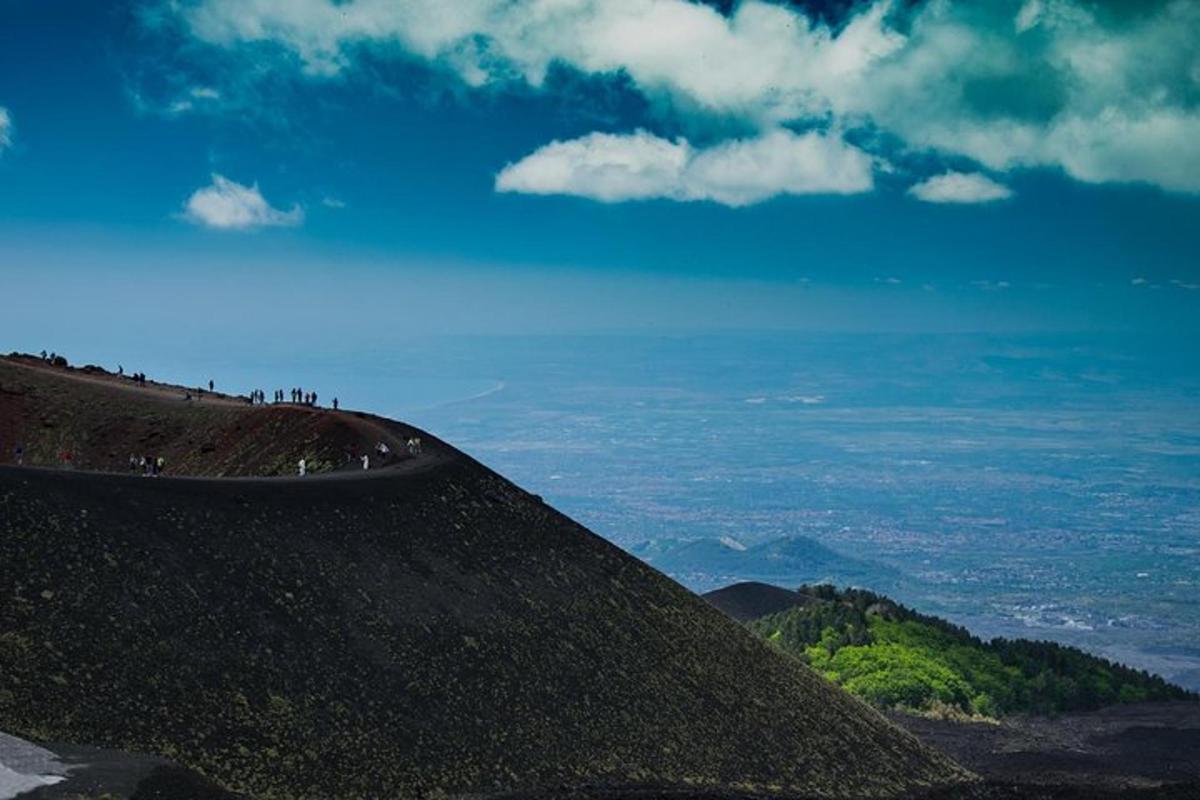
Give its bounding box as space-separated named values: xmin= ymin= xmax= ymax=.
xmin=1 ymin=0 xmax=1199 ymax=359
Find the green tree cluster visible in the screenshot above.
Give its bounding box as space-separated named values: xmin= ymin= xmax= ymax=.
xmin=748 ymin=586 xmax=1193 ymax=717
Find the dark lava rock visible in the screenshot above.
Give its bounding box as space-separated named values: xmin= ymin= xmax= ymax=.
xmin=0 ymin=358 xmax=967 ymax=799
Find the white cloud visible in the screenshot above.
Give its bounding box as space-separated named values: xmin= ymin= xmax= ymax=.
xmin=683 ymin=129 xmax=877 ymax=204
xmin=857 ymin=2 xmax=1200 ymax=191
xmin=496 ymin=128 xmax=874 ymax=206
xmin=908 ymin=171 xmax=1014 ymax=203
xmin=1015 ymin=0 xmax=1043 ymax=33
xmin=0 ymin=107 xmax=12 ymax=151
xmin=179 ymin=0 xmax=901 ymax=122
xmin=496 ymin=130 xmax=689 ymax=202
xmin=173 ymin=0 xmax=1200 ymax=194
xmin=166 ymin=86 xmax=223 ymax=115
xmin=182 ymin=174 xmax=303 ymax=230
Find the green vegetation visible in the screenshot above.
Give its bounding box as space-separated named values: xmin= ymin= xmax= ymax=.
xmin=748 ymin=585 xmax=1194 ymax=718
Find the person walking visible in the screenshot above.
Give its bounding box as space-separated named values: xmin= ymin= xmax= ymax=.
xmin=298 ymin=458 xmax=306 ymax=477
xmin=361 ymin=454 xmax=369 ymax=470
xmin=14 ymin=444 xmax=23 ymax=466
xmin=208 ymin=379 xmax=214 ymax=392
xmin=332 ymin=397 xmax=339 ymax=411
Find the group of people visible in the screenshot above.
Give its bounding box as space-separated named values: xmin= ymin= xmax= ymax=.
xmin=296 ymin=437 xmax=424 ymax=476
xmin=109 ymin=365 xmax=341 ymax=412
xmin=38 ymin=350 xmax=68 ymax=367
xmin=129 ymin=454 xmax=165 ymax=477
xmin=293 ymin=388 xmax=318 ymax=406
xmin=114 ymin=364 xmax=149 ymax=385
xmin=258 ymin=388 xmax=329 ymax=406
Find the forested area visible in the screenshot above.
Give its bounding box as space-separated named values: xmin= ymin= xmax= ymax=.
xmin=748 ymin=586 xmax=1194 ymax=717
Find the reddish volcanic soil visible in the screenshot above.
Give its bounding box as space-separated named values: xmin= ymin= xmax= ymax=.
xmin=0 ymin=354 xmax=436 ymax=477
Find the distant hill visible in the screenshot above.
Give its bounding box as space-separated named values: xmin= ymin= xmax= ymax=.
xmin=0 ymin=357 xmax=969 ymax=799
xmin=702 ymin=581 xmax=812 ymax=623
xmin=645 ymin=534 xmax=901 ymax=593
xmin=705 ymin=584 xmax=1195 ymax=718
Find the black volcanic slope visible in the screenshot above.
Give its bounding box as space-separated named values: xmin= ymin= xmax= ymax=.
xmin=0 ymin=362 xmax=969 ymax=799
xmin=703 ymin=581 xmax=811 ymax=623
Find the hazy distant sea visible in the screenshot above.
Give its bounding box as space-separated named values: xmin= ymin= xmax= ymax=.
xmin=191 ymin=333 xmax=1200 ymax=689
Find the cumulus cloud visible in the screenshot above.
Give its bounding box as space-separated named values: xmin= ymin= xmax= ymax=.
xmin=497 ymin=130 xmax=690 ymax=202
xmin=182 ymin=174 xmax=303 ymax=230
xmin=170 ymin=0 xmax=1200 ymax=193
xmin=0 ymin=107 xmax=12 ymax=151
xmin=908 ymin=171 xmax=1014 ymax=203
xmin=496 ymin=128 xmax=874 ymax=206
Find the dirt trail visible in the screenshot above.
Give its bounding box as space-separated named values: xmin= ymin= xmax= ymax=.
xmin=0 ymin=354 xmax=448 ymax=479
xmin=3 ymin=355 xmax=251 ymax=407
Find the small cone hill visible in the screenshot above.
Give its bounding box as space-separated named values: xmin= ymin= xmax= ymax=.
xmin=0 ymin=355 xmax=971 ymax=799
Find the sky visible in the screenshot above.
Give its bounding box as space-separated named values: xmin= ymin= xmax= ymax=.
xmin=1 ymin=0 xmax=1199 ymax=359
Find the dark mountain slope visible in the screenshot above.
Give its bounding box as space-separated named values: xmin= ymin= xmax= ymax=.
xmin=703 ymin=581 xmax=811 ymax=623
xmin=0 ymin=364 xmax=970 ymax=799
